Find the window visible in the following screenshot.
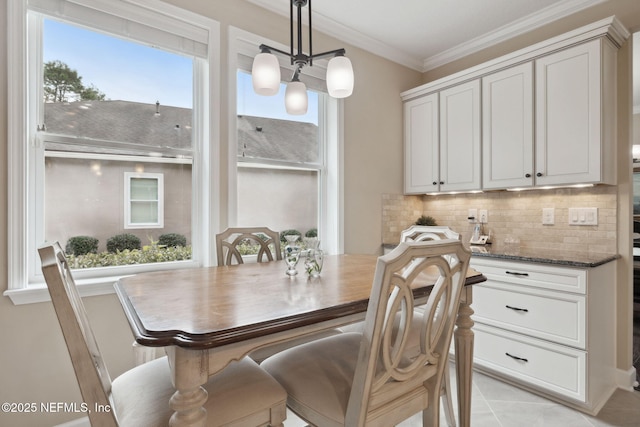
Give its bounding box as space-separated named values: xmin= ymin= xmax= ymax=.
xmin=125 ymin=173 xmax=164 ymax=228
xmin=6 ymin=0 xmax=220 ymax=303
xmin=230 ymin=27 xmax=343 ymax=255
xmin=236 ymin=71 xmax=321 ymax=239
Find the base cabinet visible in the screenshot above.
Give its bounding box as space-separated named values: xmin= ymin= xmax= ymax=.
xmin=469 ymin=257 xmax=617 ymax=415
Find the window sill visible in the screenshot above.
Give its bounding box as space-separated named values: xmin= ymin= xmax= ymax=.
xmin=4 ymin=277 xmax=121 ymax=305
xmin=5 ymin=259 xmax=203 ymax=305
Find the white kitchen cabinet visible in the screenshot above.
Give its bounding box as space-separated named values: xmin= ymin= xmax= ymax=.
xmin=403 ymin=80 xmax=480 ymax=194
xmin=404 ymin=93 xmax=439 ymax=194
xmin=482 ymin=63 xmax=534 ymax=189
xmin=469 ymin=257 xmax=617 ymax=415
xmin=439 ymin=80 xmax=481 ymax=192
xmin=535 ymin=39 xmax=617 ymax=186
xmin=402 ymin=17 xmax=626 ymax=194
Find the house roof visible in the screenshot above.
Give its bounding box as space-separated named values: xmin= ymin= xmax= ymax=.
xmin=44 ymin=100 xmax=318 ymax=162
xmin=237 ymin=115 xmax=319 ymax=164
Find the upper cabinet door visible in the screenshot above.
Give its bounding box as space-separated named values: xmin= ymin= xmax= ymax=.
xmin=404 ymin=93 xmax=439 ymax=194
xmin=535 ymin=40 xmax=603 ymax=186
xmin=482 ymin=63 xmax=534 ymax=190
xmin=439 ymin=80 xmax=481 ymax=192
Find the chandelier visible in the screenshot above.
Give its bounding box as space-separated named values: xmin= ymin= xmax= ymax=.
xmin=251 ymin=0 xmax=354 ymax=115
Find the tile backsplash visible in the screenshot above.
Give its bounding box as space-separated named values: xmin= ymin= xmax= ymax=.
xmin=382 ymin=186 xmax=617 ymax=255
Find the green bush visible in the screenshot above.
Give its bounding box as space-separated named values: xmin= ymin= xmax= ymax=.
xmin=305 ymin=228 xmax=318 ymax=238
xmin=66 ymin=245 xmax=192 ymax=269
xmin=65 ymin=236 xmax=99 ymax=256
xmin=280 ymin=229 xmax=302 ymax=244
xmin=106 ymin=233 xmax=142 ymax=253
xmin=158 ymin=233 xmax=187 ymax=248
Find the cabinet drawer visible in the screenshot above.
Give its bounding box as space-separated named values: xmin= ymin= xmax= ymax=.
xmin=474 ymin=324 xmax=586 ymax=402
xmin=473 ymin=282 xmax=585 ymax=348
xmin=471 ymin=258 xmax=586 ymax=294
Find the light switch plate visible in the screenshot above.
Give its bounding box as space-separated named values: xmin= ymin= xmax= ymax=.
xmin=468 ymin=209 xmax=477 ymax=223
xmin=568 ymin=207 xmax=598 ymax=225
xmin=542 ymin=208 xmax=554 ymax=225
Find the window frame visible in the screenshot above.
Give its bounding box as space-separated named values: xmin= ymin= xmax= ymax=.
xmin=5 ymin=0 xmax=221 ymax=304
xmin=124 ymin=172 xmax=165 ymax=229
xmin=228 ymin=27 xmax=344 ymax=256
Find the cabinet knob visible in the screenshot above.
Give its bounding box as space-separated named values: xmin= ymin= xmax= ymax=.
xmin=525 ymin=173 xmax=531 ymax=178
xmin=536 ymin=172 xmax=543 ymax=177
xmin=432 ymin=181 xmax=438 ymax=186
xmin=439 ymin=181 xmax=444 ymax=185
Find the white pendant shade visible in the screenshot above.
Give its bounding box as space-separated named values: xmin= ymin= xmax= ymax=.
xmin=326 ymin=56 xmax=354 ymax=98
xmin=285 ymin=81 xmax=308 ymax=115
xmin=252 ymin=52 xmax=281 ymax=96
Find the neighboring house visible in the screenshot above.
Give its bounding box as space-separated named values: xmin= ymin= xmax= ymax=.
xmin=43 ymin=100 xmax=318 ymax=252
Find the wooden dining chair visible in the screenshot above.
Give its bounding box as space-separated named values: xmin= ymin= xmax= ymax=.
xmin=39 ymin=241 xmax=287 ymax=427
xmin=401 ymin=225 xmax=460 ymax=243
xmin=399 ymin=226 xmax=460 ymax=426
xmin=215 ymin=227 xmax=340 ymax=362
xmin=262 ymin=239 xmax=471 ymax=427
xmin=216 ymin=227 xmax=282 ymax=265
xmin=341 ymin=225 xmax=461 ymax=426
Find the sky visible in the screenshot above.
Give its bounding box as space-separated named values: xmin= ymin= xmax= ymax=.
xmin=44 ymin=19 xmax=318 ymax=124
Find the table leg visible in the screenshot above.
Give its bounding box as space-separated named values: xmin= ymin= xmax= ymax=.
xmin=454 ymin=287 xmax=474 ymax=427
xmin=166 ymin=347 xmax=209 ymax=427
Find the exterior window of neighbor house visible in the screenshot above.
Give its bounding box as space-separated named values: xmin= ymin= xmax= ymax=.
xmin=7 ymin=0 xmax=218 ymax=298
xmin=125 ymin=173 xmax=164 ymax=229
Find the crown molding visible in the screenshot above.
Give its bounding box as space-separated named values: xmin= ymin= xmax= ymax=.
xmin=422 ymin=0 xmax=607 ymax=71
xmin=247 ymin=0 xmax=607 ymax=73
xmin=245 ymin=0 xmax=424 ymax=71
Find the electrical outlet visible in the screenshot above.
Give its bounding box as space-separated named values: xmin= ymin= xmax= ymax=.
xmin=542 ymin=208 xmax=554 ymax=225
xmin=479 ymin=210 xmax=488 ymax=223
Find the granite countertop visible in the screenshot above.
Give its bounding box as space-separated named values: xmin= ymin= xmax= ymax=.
xmin=382 ymin=243 xmax=619 ymax=268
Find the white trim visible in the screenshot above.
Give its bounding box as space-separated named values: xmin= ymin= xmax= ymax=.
xmin=6 ymin=0 xmax=220 ymax=301
xmin=246 ymin=0 xmax=607 ymax=72
xmin=616 ymin=366 xmax=639 ymax=391
xmin=45 ymin=150 xmax=192 ymax=164
xmin=422 ymin=0 xmax=608 ymax=71
xmin=401 ymin=16 xmax=629 ymax=102
xmin=27 ymin=0 xmax=210 ymax=57
xmin=5 ymin=258 xmax=201 ymax=305
xmin=245 ymin=0 xmax=422 ymax=71
xmin=124 ymin=172 xmax=164 ymax=229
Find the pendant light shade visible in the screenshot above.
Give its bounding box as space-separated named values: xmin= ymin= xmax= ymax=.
xmin=251 ymin=52 xmax=281 ymax=96
xmin=252 ymin=0 xmax=354 ymax=108
xmin=326 ymin=56 xmax=354 ymax=98
xmin=285 ymin=80 xmax=308 ymax=115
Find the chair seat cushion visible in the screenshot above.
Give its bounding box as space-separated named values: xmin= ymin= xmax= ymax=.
xmin=249 ymin=328 xmax=342 ymax=363
xmin=112 ymin=356 xmax=286 ymax=427
xmin=261 ymin=333 xmax=363 ymax=427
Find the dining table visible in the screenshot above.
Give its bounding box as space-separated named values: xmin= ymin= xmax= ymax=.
xmin=115 ymin=253 xmax=486 ymax=427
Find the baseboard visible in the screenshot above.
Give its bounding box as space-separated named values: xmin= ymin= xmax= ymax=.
xmin=616 ymin=366 xmax=638 ymax=391
xmin=54 ymin=416 xmax=90 ymax=427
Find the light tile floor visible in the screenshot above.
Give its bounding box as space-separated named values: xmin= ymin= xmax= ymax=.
xmin=284 ymin=366 xmax=640 ymax=427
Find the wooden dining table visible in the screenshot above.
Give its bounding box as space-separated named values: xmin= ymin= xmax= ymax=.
xmin=115 ymin=254 xmax=486 ymax=427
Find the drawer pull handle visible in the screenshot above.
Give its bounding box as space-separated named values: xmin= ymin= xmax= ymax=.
xmin=506 ymin=305 xmax=529 ymax=313
xmin=505 ymin=271 xmax=529 ymax=277
xmin=505 ymin=352 xmax=529 ymax=363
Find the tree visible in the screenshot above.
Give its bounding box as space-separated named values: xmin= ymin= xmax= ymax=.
xmin=44 ymin=60 xmax=106 ymax=102
xmin=80 ymin=84 xmax=106 ymax=101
